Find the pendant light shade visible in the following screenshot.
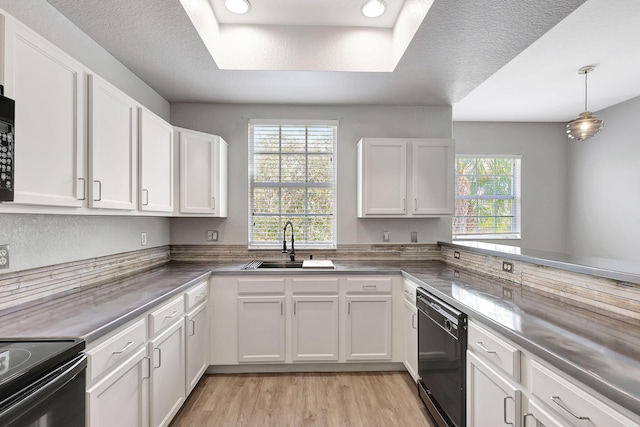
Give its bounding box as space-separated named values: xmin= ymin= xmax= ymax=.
xmin=566 ymin=66 xmax=604 ymax=141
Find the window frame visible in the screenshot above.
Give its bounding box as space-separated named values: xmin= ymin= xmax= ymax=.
xmin=452 ymin=155 xmax=522 ymax=240
xmin=248 ymin=119 xmax=338 ymax=249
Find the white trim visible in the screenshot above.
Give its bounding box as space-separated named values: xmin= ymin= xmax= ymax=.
xmin=249 ymin=119 xmax=340 ymax=126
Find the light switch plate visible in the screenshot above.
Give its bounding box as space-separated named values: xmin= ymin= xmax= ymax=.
xmin=0 ymin=245 xmax=9 ymax=269
xmin=207 ymin=230 xmax=219 ymax=241
xmin=410 ymin=231 xmax=417 ymax=242
xmin=383 ymin=231 xmax=390 ymax=242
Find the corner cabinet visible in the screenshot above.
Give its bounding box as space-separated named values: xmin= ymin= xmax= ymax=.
xmin=174 ymin=127 xmax=228 ymax=217
xmin=88 ymin=74 xmax=138 ymax=210
xmin=356 ymin=138 xmax=453 ymax=217
xmin=1 ymin=14 xmax=86 ymax=207
xmin=138 ymin=107 xmax=173 ymax=213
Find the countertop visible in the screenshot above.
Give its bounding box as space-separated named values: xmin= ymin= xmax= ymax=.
xmin=0 ymin=259 xmax=638 ymax=417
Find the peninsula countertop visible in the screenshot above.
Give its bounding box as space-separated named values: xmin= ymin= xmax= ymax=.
xmin=0 ymin=259 xmax=638 ymax=417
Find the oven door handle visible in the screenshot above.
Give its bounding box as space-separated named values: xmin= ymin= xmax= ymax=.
xmin=0 ymin=354 xmax=87 ymax=423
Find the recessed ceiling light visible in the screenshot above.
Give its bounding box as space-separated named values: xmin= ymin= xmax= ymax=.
xmin=225 ymin=0 xmax=251 ymax=14
xmin=361 ymin=0 xmax=386 ymax=18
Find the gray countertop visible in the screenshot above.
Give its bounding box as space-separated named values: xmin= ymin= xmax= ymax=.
xmin=0 ymin=259 xmax=638 ymax=417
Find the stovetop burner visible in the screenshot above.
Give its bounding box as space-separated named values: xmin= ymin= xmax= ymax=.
xmin=0 ymin=339 xmax=85 ymax=404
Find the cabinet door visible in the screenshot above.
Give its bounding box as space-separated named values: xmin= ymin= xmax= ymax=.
xmin=345 ymin=295 xmax=392 ymax=360
xmin=237 ymin=296 xmax=285 ymax=362
xmin=139 ymin=108 xmax=173 ymax=212
xmin=467 ymin=351 xmax=522 ymax=427
xmin=403 ymin=299 xmax=418 ymax=382
xmin=178 ymin=129 xmax=227 ymax=216
xmin=523 ymin=399 xmax=565 ymax=427
xmin=186 ymin=303 xmax=208 ymax=394
xmin=87 ymin=346 xmax=149 ymax=427
xmin=149 ymin=319 xmax=186 ymax=427
xmin=358 ymin=139 xmax=407 ymax=216
xmin=88 ymin=74 xmax=137 ymax=210
xmin=292 ymin=296 xmax=339 ymax=362
xmin=2 ymin=17 xmax=85 ymax=207
xmin=411 ymin=139 xmax=453 ymax=215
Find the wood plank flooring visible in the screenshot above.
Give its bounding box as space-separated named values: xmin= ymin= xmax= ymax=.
xmin=170 ymin=372 xmax=435 ymax=427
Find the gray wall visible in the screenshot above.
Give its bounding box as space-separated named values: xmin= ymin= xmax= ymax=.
xmin=0 ymin=0 xmax=169 ymax=119
xmin=0 ymin=2 xmax=172 ymax=274
xmin=170 ymin=103 xmax=453 ymax=245
xmin=0 ymin=215 xmax=169 ymax=273
xmin=452 ymin=122 xmax=568 ymax=252
xmin=566 ymin=95 xmax=640 ymax=262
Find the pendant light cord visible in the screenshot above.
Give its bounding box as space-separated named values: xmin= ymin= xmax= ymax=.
xmin=584 ymin=70 xmax=589 ymax=111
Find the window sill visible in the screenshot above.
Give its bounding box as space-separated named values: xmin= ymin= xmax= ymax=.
xmin=453 ymin=234 xmax=521 ymax=240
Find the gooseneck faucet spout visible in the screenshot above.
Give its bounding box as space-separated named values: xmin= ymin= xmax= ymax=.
xmin=282 ymin=221 xmax=295 ymax=261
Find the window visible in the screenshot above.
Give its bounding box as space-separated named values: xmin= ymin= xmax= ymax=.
xmin=248 ymin=120 xmax=337 ymax=249
xmin=453 ymin=156 xmax=521 ymax=239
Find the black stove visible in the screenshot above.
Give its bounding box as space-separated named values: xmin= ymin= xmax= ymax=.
xmin=0 ymin=339 xmax=86 ymax=427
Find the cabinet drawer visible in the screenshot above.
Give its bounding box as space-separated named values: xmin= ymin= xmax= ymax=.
xmin=292 ymin=278 xmax=339 ymax=294
xmin=468 ymin=322 xmax=520 ymax=381
xmin=86 ymin=318 xmax=146 ymax=382
xmin=403 ymin=279 xmax=418 ymax=305
xmin=149 ymin=295 xmax=185 ymax=337
xmin=185 ymin=280 xmax=208 ymax=310
xmin=345 ymin=277 xmax=392 ymax=293
xmin=531 ymin=360 xmax=637 ymax=427
xmin=237 ymin=278 xmax=285 ymax=294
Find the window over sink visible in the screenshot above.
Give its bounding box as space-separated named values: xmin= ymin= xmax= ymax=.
xmin=248 ymin=120 xmax=337 ymax=249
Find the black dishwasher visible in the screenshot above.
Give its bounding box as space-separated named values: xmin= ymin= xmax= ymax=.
xmin=417 ymin=287 xmax=467 ymax=427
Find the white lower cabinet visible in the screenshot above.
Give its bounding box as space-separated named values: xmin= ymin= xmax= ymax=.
xmin=86 ymin=346 xmax=149 ymax=427
xmin=467 ymin=319 xmax=640 ymax=427
xmin=149 ymin=318 xmax=186 ymax=427
xmin=402 ymin=298 xmax=418 ymax=381
xmin=345 ymin=295 xmax=392 ymax=361
xmin=467 ymin=350 xmax=522 ymax=427
xmin=186 ymin=302 xmax=209 ymax=394
xmin=237 ymin=296 xmax=285 ymax=362
xmin=292 ymin=296 xmax=339 ymax=361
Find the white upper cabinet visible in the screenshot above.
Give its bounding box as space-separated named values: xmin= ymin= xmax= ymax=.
xmin=175 ymin=127 xmax=228 ymax=217
xmin=1 ymin=15 xmax=85 ymax=207
xmin=88 ymin=74 xmax=138 ymax=210
xmin=357 ymin=138 xmax=454 ymax=217
xmin=138 ymin=107 xmax=173 ymax=213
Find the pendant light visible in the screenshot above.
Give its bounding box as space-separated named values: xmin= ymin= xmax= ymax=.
xmin=566 ymin=66 xmax=604 ymax=141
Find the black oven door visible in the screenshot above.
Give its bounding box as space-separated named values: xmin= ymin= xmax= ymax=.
xmin=417 ymin=288 xmax=467 ymax=427
xmin=0 ymin=354 xmax=86 ymax=427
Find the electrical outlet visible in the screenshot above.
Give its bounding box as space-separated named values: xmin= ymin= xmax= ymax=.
xmin=453 ymin=270 xmax=460 ymax=278
xmin=383 ymin=231 xmax=390 ymax=242
xmin=502 ymin=261 xmax=514 ymax=273
xmin=141 ymin=232 xmax=147 ymax=246
xmin=410 ymin=231 xmax=417 ymax=243
xmin=0 ymin=245 xmax=9 ymax=269
xmin=454 ymin=251 xmax=460 ymax=259
xmin=502 ymin=287 xmax=514 ymax=300
xmin=207 ymin=230 xmax=219 ymax=241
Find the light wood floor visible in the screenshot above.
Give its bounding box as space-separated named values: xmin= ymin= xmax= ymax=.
xmin=170 ymin=371 xmax=435 ymax=427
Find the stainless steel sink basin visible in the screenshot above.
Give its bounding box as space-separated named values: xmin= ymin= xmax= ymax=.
xmin=242 ymin=260 xmax=304 ymax=270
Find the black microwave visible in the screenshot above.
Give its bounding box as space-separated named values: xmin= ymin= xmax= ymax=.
xmin=0 ymin=86 xmax=15 ymax=202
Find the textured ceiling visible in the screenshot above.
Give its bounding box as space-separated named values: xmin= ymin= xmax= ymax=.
xmin=36 ymin=0 xmax=602 ymax=120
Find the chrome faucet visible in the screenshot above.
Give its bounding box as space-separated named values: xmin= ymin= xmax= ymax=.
xmin=282 ymin=221 xmax=295 ymax=261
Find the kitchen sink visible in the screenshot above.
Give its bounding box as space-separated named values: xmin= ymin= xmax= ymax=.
xmin=242 ymin=260 xmax=304 ymax=270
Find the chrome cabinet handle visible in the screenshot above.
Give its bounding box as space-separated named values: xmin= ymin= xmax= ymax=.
xmin=551 ymin=396 xmax=589 ymax=420
xmin=212 ymin=196 xmax=216 ymax=210
xmin=154 ymin=347 xmax=162 ymax=369
xmin=93 ymin=180 xmax=102 ymax=201
xmin=294 ymin=302 xmax=297 ymax=315
xmin=363 ymin=285 xmax=377 ymax=290
xmin=414 ymin=198 xmax=417 ymax=212
xmin=142 ymin=356 xmax=151 ymax=380
xmin=78 ymin=177 xmax=86 ymax=200
xmin=195 ymin=292 xmax=206 ymax=300
xmin=402 ymin=198 xmax=406 ymax=211
xmin=280 ymin=301 xmax=283 ymax=316
xmin=348 ymin=302 xmax=351 ymax=315
xmin=142 ymin=188 xmax=149 ymax=206
xmin=503 ymin=396 xmax=514 ymax=426
xmin=164 ymin=310 xmax=178 ymax=319
xmin=412 ymin=313 xmax=417 ymax=329
xmin=476 ymin=341 xmax=497 ymax=354
xmin=189 ymin=319 xmax=196 ymax=336
xmin=112 ymin=341 xmax=134 ymax=355
xmin=523 ymin=413 xmax=535 ymax=427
